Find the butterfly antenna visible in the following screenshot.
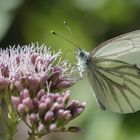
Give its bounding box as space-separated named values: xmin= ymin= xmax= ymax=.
xmin=64 ymin=21 xmax=73 ymax=34
xmin=51 ymin=31 xmax=79 ymax=49
xmin=63 ymin=21 xmax=80 ymax=47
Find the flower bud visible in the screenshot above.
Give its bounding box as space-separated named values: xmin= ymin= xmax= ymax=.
xmin=0 ymin=79 xmax=10 ymax=89
xmin=80 ymin=102 xmax=86 ymax=108
xmin=20 ymin=89 xmax=29 ymax=99
xmin=63 ymin=110 xmax=71 ymax=116
xmin=57 ymin=81 xmax=72 ymax=88
xmin=77 ymin=108 xmax=84 ymax=114
xmin=44 ymin=97 xmax=52 ymax=108
xmin=68 ymin=100 xmax=79 ymax=109
xmin=30 ymin=113 xmax=38 ymax=123
xmin=14 ymin=81 xmax=23 ymax=91
xmin=62 ymin=110 xmax=71 ymax=120
xmin=54 ymin=93 xmax=60 ymax=100
xmin=39 ymin=102 xmax=47 ymax=112
xmin=49 ymin=123 xmax=57 ymax=130
xmin=57 ymin=109 xmax=64 ymax=119
xmin=56 ymin=97 xmax=63 ymax=104
xmin=65 ymin=113 xmax=72 ymax=120
xmin=40 ymin=95 xmax=47 ymax=102
xmin=53 ymin=67 xmax=62 ymax=74
xmin=22 ymin=97 xmax=33 ymax=109
xmin=63 ymin=91 xmax=71 ymax=104
xmin=47 ymin=94 xmax=54 ymax=102
xmin=18 ymin=103 xmax=26 ymax=113
xmin=51 ymin=102 xmax=61 ymax=111
xmin=44 ymin=111 xmax=54 ymax=121
xmin=38 ymin=123 xmax=45 ymax=132
xmin=37 ymin=89 xmax=45 ymax=99
xmin=12 ymin=96 xmax=21 ymax=107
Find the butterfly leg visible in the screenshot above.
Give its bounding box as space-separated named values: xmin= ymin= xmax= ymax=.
xmin=96 ymin=99 xmax=106 ymax=110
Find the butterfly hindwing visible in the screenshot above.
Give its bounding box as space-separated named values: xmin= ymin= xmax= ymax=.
xmin=88 ymin=58 xmax=140 ymax=113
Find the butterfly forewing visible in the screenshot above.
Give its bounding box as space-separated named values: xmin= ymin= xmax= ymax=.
xmin=88 ymin=59 xmax=140 ymax=113
xmin=91 ymin=30 xmax=140 ymax=67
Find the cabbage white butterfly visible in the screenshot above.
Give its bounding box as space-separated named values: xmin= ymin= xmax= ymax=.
xmin=76 ymin=30 xmax=140 ymax=114
xmin=51 ymin=22 xmax=140 ymax=114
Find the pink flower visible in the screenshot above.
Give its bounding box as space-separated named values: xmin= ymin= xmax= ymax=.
xmin=6 ymin=44 xmax=85 ymax=138
xmin=12 ymin=89 xmax=86 ymax=136
xmin=0 ymin=43 xmax=76 ymax=93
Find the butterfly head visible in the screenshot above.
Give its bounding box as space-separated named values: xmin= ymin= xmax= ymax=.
xmin=76 ymin=48 xmax=90 ymax=77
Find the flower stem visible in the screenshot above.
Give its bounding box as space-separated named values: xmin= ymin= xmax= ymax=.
xmin=27 ymin=134 xmax=36 ymax=140
xmin=4 ymin=89 xmax=19 ymax=140
xmin=7 ymin=133 xmax=13 ymax=140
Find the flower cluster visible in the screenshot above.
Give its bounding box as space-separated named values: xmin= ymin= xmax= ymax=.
xmin=12 ymin=89 xmax=85 ymax=136
xmin=0 ymin=43 xmax=76 ymax=93
xmin=0 ymin=44 xmax=85 ymax=139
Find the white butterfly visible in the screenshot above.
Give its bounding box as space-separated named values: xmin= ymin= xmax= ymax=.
xmin=76 ymin=30 xmax=140 ymax=114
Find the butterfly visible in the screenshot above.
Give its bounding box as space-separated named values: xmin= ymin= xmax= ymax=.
xmin=76 ymin=30 xmax=140 ymax=114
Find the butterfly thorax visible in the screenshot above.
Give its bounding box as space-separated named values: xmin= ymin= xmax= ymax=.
xmin=76 ymin=48 xmax=90 ymax=77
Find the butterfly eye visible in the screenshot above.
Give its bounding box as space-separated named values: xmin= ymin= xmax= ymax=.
xmin=79 ymin=51 xmax=85 ymax=58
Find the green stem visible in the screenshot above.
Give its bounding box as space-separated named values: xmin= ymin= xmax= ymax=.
xmin=7 ymin=133 xmax=13 ymax=140
xmin=27 ymin=125 xmax=37 ymax=140
xmin=27 ymin=134 xmax=36 ymax=140
xmin=4 ymin=89 xmax=19 ymax=140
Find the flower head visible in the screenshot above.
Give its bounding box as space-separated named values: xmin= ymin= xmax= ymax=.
xmin=12 ymin=89 xmax=86 ymax=136
xmin=0 ymin=43 xmax=76 ymax=94
xmin=1 ymin=44 xmax=86 ymax=139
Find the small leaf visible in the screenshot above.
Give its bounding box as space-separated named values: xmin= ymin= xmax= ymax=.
xmin=67 ymin=126 xmax=83 ymax=133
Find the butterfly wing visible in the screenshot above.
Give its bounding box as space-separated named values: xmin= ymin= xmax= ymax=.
xmin=91 ymin=30 xmax=140 ymax=67
xmin=88 ymin=58 xmax=140 ymax=113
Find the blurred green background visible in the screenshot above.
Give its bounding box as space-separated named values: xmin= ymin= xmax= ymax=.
xmin=1 ymin=0 xmax=140 ymax=140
